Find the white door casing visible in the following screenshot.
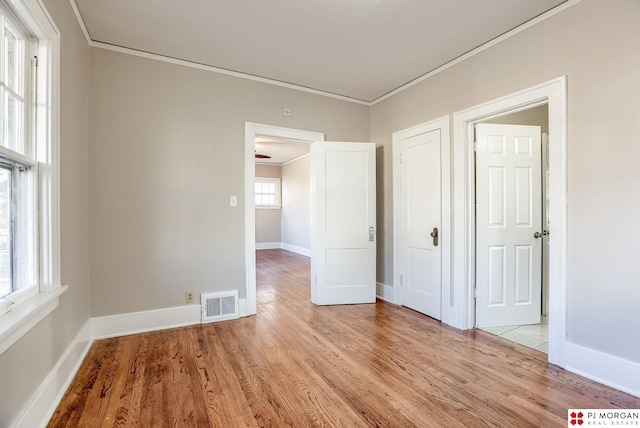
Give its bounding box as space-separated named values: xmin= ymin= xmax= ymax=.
xmin=311 ymin=142 xmax=377 ymax=305
xmin=452 ymin=77 xmax=568 ymax=367
xmin=399 ymin=130 xmax=442 ymax=319
xmin=475 ymin=124 xmax=542 ymax=328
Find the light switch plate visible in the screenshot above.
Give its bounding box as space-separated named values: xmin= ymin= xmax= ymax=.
xmin=230 ymin=195 xmax=237 ymax=207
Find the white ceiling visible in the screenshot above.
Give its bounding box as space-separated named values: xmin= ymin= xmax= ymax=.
xmin=73 ymin=0 xmax=568 ymax=103
xmin=255 ymin=138 xmax=310 ymax=166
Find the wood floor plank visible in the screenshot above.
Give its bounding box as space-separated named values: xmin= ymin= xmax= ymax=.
xmin=48 ymin=338 xmax=116 ymax=426
xmin=98 ymin=337 xmax=134 ymax=428
xmin=48 ymin=249 xmax=640 ymax=427
xmin=121 ymin=334 xmax=148 ymax=427
xmin=74 ymin=338 xmax=126 ymax=428
xmin=181 ymin=328 xmax=214 ymax=427
xmin=137 ymin=332 xmax=161 ymax=427
xmin=193 ymin=325 xmax=257 ymax=426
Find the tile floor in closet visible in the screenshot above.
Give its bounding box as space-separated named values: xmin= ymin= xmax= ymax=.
xmin=481 ymin=315 xmax=549 ymax=353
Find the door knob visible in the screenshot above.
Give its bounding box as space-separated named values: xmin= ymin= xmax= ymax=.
xmin=430 ymin=227 xmax=439 ymax=247
xmin=534 ymin=230 xmax=549 ymax=239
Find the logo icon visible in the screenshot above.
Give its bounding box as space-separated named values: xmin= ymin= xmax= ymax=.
xmin=570 ymin=411 xmax=584 ymax=426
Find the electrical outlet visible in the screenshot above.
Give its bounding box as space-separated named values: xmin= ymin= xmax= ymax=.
xmin=186 ymin=291 xmax=195 ymax=304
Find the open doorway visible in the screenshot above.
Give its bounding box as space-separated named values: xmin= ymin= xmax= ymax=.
xmin=474 ymin=104 xmax=550 ymax=353
xmin=246 ymin=123 xmax=377 ymax=314
xmin=254 ymin=137 xmax=313 ymax=305
xmin=244 ymin=123 xmax=324 ymax=316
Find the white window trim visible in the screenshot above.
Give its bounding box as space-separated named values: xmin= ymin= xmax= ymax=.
xmin=0 ymin=284 xmax=65 ymax=354
xmin=255 ymin=177 xmax=281 ymax=209
xmin=0 ymin=0 xmax=62 ymax=355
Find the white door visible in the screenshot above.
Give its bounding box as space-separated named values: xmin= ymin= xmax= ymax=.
xmin=311 ymin=142 xmax=376 ymax=305
xmin=399 ymin=130 xmax=442 ymax=319
xmin=475 ymin=124 xmax=542 ymax=327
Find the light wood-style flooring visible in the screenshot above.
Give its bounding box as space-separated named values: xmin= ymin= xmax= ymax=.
xmin=49 ymin=249 xmax=640 ymax=427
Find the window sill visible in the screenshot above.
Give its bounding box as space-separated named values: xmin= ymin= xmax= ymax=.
xmin=0 ymin=285 xmax=68 ymax=355
xmin=256 ymin=205 xmax=282 ymax=210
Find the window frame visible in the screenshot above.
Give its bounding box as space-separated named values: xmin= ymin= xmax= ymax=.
xmin=0 ymin=0 xmax=63 ymax=356
xmin=255 ymin=177 xmax=281 ymax=209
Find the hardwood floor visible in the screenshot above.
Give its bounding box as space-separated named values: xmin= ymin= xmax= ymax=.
xmin=49 ymin=249 xmax=640 ymax=427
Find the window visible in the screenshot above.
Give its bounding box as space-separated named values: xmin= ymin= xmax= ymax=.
xmin=0 ymin=3 xmax=38 ymax=315
xmin=0 ymin=0 xmax=61 ymax=355
xmin=255 ymin=177 xmax=281 ymax=208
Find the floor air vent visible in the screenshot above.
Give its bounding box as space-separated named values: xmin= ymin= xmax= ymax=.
xmin=201 ymin=291 xmax=239 ymax=323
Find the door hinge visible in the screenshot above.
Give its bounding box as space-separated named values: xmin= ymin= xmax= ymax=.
xmin=399 ymin=153 xmax=403 ymax=164
xmin=400 ymin=275 xmax=403 ymax=285
xmin=473 ymin=141 xmax=478 ymax=152
xmin=474 ymin=287 xmax=478 ymax=298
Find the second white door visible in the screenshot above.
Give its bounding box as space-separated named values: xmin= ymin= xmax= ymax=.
xmin=399 ymin=129 xmax=442 ymax=319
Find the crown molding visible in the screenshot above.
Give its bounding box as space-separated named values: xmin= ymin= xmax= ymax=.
xmin=67 ymin=0 xmax=91 ymax=45
xmin=370 ymin=0 xmax=583 ymax=105
xmin=68 ymin=0 xmax=582 ymax=107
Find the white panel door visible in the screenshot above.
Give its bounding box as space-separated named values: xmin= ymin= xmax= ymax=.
xmin=400 ymin=130 xmax=442 ymax=319
xmin=311 ymin=142 xmax=376 ymax=305
xmin=476 ymin=124 xmax=542 ymax=327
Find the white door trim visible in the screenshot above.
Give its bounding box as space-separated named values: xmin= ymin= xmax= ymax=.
xmin=452 ymin=76 xmax=568 ymax=367
xmin=392 ymin=116 xmax=452 ymax=322
xmin=245 ymin=123 xmax=325 ymax=315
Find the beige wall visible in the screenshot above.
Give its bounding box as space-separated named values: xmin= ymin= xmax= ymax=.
xmin=255 ymin=164 xmax=282 ymax=244
xmin=371 ymin=0 xmax=640 ymax=362
xmin=255 ymin=164 xmax=282 ymax=179
xmin=281 ymin=155 xmax=311 ymax=251
xmin=0 ymin=0 xmax=91 ymax=425
xmin=88 ymin=50 xmax=370 ymax=316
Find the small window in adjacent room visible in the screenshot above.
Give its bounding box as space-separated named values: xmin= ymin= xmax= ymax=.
xmin=255 ymin=177 xmax=281 ymax=209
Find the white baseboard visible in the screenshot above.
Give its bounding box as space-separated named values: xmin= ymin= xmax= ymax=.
xmin=281 ymin=242 xmax=311 ymax=257
xmin=13 ymin=319 xmax=93 ymax=428
xmin=255 ymin=242 xmax=311 ymax=257
xmin=256 ymin=242 xmax=281 ymax=250
xmin=92 ymin=304 xmax=202 ymax=339
xmin=92 ymin=298 xmax=250 ymax=340
xmin=238 ymin=298 xmax=248 ymax=317
xmin=566 ymin=342 xmax=640 ymax=398
xmin=376 ymin=282 xmax=396 ymax=304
